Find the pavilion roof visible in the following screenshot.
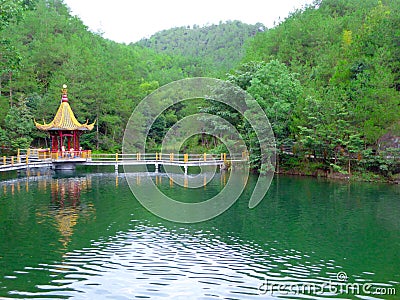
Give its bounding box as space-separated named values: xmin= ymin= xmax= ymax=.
xmin=35 ymin=85 xmax=95 ymax=131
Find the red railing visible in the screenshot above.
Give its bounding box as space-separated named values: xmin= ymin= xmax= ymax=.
xmin=48 ymin=150 xmax=92 ymax=160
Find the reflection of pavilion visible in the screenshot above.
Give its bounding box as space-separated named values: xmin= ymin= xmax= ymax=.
xmin=1 ymin=175 xmax=96 ymax=249
xmin=48 ymin=176 xmax=94 ymax=248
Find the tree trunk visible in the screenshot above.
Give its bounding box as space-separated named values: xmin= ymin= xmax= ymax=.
xmin=96 ymin=121 xmax=99 ymax=150
xmin=9 ymin=72 xmax=12 ymax=106
xmin=276 ymin=152 xmax=279 ymax=173
xmin=96 ymin=110 xmax=99 ymax=150
xmin=348 ymin=158 xmax=351 ymax=175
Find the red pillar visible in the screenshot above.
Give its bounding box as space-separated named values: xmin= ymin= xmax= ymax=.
xmin=52 ymin=135 xmax=58 ymax=152
xmin=59 ymin=131 xmax=63 ymax=147
xmin=59 ymin=131 xmax=64 ymax=157
xmin=74 ymin=131 xmax=80 ymax=150
xmin=73 ymin=131 xmax=77 ymax=150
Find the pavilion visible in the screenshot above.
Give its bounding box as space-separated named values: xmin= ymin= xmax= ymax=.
xmin=35 ymin=85 xmax=95 ymax=158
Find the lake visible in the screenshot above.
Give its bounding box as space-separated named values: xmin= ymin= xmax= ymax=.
xmin=0 ymin=170 xmax=399 ymax=299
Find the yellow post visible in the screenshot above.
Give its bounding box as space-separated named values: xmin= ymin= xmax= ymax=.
xmin=223 ymin=153 xmax=227 ymax=162
xmin=170 ymin=153 xmax=174 ymax=161
xmin=155 ymin=152 xmax=158 ymax=160
xmin=220 ymin=153 xmax=223 ymax=160
xmin=11 ymin=156 xmax=14 ymax=165
xmin=3 ymin=156 xmax=6 ymax=165
xmin=138 ymin=153 xmax=141 ymax=160
xmin=116 ymin=153 xmax=119 ymax=162
xmin=184 ymin=153 xmax=188 ymax=163
xmin=136 ymin=153 xmax=139 ymax=160
xmin=204 ymin=153 xmax=207 ymax=161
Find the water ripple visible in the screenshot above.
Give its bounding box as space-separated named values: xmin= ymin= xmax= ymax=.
xmin=1 ymin=174 xmax=398 ymax=299
xmin=0 ymin=224 xmax=384 ymax=299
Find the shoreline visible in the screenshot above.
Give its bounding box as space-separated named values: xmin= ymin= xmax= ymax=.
xmin=275 ymin=169 xmax=400 ymax=185
xmin=0 ymin=164 xmax=399 ymax=185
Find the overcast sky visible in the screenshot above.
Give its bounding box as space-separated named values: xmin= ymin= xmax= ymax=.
xmin=63 ymin=0 xmax=315 ymax=44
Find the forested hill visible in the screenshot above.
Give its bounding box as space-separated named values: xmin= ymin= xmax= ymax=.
xmin=137 ymin=21 xmax=264 ymax=75
xmin=238 ymin=0 xmax=400 ymax=179
xmin=241 ymin=0 xmax=400 ymax=144
xmin=0 ymin=0 xmax=399 ymax=180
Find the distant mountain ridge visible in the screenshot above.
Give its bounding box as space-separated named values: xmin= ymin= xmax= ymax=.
xmin=136 ymin=20 xmax=265 ymax=75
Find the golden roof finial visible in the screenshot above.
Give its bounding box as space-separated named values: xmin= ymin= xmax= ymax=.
xmin=61 ymin=84 xmax=68 ymax=102
xmin=62 ymin=84 xmax=67 ymax=94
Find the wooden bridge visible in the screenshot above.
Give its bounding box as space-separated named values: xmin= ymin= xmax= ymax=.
xmin=0 ymin=149 xmax=248 ymax=174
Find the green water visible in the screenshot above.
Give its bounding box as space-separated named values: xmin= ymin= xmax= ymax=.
xmin=0 ymin=171 xmax=398 ymax=299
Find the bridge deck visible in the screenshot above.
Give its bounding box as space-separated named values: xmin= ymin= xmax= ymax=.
xmin=0 ymin=151 xmax=247 ymax=173
xmin=83 ymin=159 xmax=232 ymax=166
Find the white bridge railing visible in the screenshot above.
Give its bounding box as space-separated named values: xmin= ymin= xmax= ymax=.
xmin=0 ymin=149 xmax=249 ymax=172
xmin=89 ymin=152 xmax=242 ymax=163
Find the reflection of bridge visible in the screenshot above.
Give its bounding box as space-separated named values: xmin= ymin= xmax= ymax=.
xmin=0 ymin=149 xmax=248 ymax=174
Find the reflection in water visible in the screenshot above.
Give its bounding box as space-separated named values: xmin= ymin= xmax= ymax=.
xmin=0 ymin=173 xmax=96 ymax=251
xmin=131 ymin=171 xmax=229 ymax=190
xmin=153 ymin=171 xmax=229 ymax=189
xmin=1 ymin=171 xmax=230 ymax=251
xmin=47 ymin=177 xmax=94 ymax=248
xmin=0 ymin=172 xmax=398 ymax=299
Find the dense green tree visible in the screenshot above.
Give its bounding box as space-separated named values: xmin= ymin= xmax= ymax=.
xmin=0 ymin=0 xmax=34 ymax=113
xmin=0 ymin=97 xmax=34 ymax=151
xmin=247 ymin=60 xmax=303 ymax=145
xmin=0 ymin=0 xmax=29 ymax=30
